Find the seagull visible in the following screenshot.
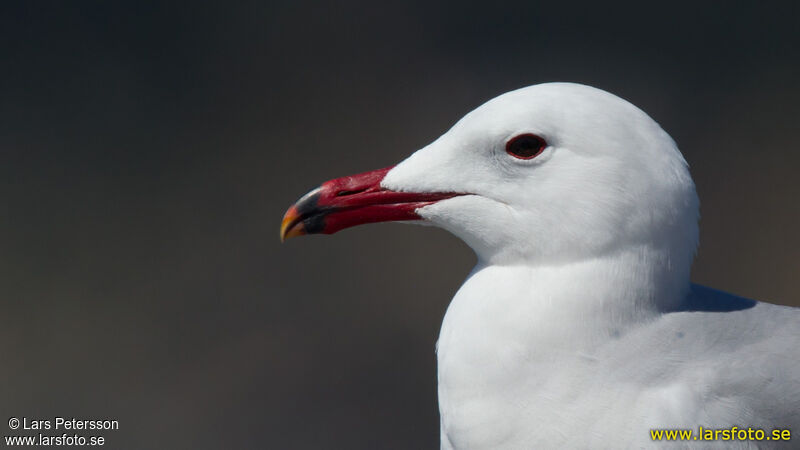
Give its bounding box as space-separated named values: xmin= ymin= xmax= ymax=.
xmin=280 ymin=83 xmax=799 ymax=448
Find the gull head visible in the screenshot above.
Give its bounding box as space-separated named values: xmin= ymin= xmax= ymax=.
xmin=281 ymin=82 xmax=699 ymax=268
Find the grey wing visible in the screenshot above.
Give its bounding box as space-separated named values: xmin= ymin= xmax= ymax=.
xmin=658 ymin=285 xmax=800 ymax=429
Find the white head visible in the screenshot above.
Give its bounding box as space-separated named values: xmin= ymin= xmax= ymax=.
xmin=282 ymin=82 xmax=699 ymax=297
xmin=382 ymin=83 xmax=699 ymax=269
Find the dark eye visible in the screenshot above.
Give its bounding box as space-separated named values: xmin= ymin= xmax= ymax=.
xmin=506 ymin=134 xmax=546 ymax=160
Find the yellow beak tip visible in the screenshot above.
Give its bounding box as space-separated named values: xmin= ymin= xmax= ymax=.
xmin=280 ymin=207 xmax=305 ymax=242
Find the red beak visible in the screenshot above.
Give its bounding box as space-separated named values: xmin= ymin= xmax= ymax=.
xmin=280 ymin=166 xmax=460 ymax=241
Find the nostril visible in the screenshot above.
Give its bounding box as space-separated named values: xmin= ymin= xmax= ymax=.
xmin=336 ymin=188 xmax=368 ymax=197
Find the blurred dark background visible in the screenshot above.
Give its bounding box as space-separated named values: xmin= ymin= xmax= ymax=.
xmin=1 ymin=1 xmax=798 ymax=448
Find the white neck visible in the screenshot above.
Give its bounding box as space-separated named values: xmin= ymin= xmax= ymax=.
xmin=442 ymin=244 xmax=689 ymax=342
xmin=436 ymin=244 xmax=690 ymax=448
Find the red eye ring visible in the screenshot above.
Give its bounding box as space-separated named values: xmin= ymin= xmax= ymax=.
xmin=506 ymin=134 xmax=547 ymax=160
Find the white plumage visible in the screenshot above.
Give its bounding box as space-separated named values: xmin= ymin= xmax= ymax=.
xmin=377 ymin=83 xmax=799 ymax=448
